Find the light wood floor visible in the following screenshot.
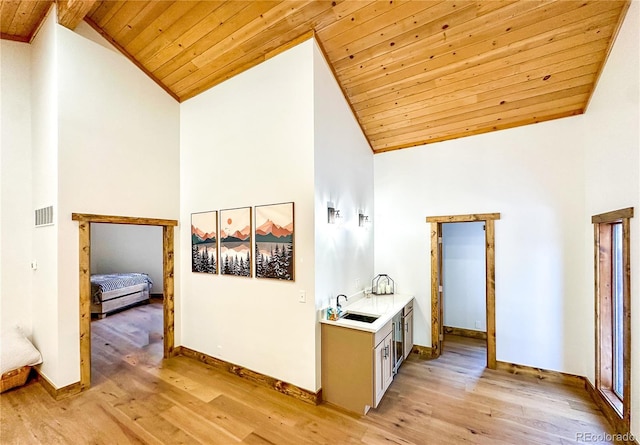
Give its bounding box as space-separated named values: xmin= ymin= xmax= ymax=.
xmin=1 ymin=302 xmax=618 ymax=444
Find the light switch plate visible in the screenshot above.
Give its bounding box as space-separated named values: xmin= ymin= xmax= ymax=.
xmin=299 ymin=290 xmax=306 ymax=303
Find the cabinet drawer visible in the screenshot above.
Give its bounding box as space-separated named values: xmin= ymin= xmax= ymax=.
xmin=403 ymin=300 xmax=414 ymax=316
xmin=374 ymin=320 xmax=392 ymax=346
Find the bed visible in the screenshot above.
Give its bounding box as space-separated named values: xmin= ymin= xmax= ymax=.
xmin=91 ymin=273 xmax=153 ymax=319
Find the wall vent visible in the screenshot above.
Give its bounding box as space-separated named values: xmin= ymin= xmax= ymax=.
xmin=35 ymin=206 xmax=54 ymax=227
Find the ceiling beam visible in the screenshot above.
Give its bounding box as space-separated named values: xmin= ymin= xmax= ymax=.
xmin=57 ymin=0 xmax=96 ymax=30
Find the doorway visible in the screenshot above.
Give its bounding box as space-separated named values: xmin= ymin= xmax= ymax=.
xmin=426 ymin=213 xmax=500 ymax=369
xmin=72 ymin=213 xmax=178 ymax=391
xmin=442 ymin=221 xmax=487 ymax=337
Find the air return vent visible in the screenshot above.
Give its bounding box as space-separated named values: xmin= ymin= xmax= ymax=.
xmin=35 ymin=206 xmax=54 ymax=227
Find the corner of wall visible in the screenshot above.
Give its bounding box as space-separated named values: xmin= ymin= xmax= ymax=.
xmin=311 ymin=38 xmax=375 ymax=390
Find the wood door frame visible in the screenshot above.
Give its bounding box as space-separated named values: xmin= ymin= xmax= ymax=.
xmin=72 ymin=213 xmax=178 ymax=391
xmin=426 ymin=213 xmax=500 ymax=369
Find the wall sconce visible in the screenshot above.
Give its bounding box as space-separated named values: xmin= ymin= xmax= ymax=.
xmin=328 ymin=205 xmax=341 ymax=224
xmin=358 ymin=213 xmax=370 ymax=227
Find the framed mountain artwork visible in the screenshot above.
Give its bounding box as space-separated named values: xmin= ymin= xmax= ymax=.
xmin=191 ymin=211 xmax=218 ymax=274
xmin=219 ymin=207 xmax=252 ymax=277
xmin=254 ymin=202 xmax=294 ymax=281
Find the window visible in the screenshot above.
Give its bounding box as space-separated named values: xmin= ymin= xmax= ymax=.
xmin=592 ymin=208 xmax=633 ymax=429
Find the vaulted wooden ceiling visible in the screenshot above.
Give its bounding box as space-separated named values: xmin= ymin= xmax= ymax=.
xmin=0 ymin=1 xmax=630 ymax=153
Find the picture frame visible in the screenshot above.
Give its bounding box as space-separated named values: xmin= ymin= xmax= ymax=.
xmin=191 ymin=211 xmax=218 ymax=274
xmin=219 ymin=207 xmax=252 ymax=277
xmin=254 ymin=202 xmax=294 ymax=281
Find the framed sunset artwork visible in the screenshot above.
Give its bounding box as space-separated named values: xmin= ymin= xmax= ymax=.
xmin=191 ymin=211 xmax=217 ymax=274
xmin=254 ymin=202 xmax=294 ymax=281
xmin=219 ymin=207 xmax=252 ymax=277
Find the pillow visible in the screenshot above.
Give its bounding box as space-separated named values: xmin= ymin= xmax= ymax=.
xmin=0 ymin=326 xmax=43 ymax=375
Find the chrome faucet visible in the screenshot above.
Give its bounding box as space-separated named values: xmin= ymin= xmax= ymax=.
xmin=336 ymin=294 xmax=348 ymax=313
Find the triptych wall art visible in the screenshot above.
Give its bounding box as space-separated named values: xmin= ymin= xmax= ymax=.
xmin=191 ymin=211 xmax=217 ymax=274
xmin=220 ymin=207 xmax=252 ymax=277
xmin=191 ymin=202 xmax=294 ymax=281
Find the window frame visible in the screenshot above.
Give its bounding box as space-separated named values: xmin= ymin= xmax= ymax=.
xmin=592 ymin=207 xmax=633 ymax=430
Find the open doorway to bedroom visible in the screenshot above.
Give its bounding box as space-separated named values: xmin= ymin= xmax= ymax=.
xmin=89 ymin=223 xmax=164 ymax=386
xmin=72 ymin=213 xmax=177 ymax=391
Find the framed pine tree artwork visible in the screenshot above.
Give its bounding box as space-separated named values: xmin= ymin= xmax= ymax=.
xmin=219 ymin=207 xmax=252 ymax=277
xmin=255 ymin=202 xmax=294 ymax=281
xmin=191 ymin=211 xmax=218 ymax=274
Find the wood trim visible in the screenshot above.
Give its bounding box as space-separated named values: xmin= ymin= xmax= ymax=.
xmin=411 ymin=344 xmax=435 ymax=359
xmin=621 ymin=217 xmax=631 ymax=424
xmin=485 ymin=219 xmax=497 ymax=370
xmin=163 ymin=225 xmax=175 ymax=358
xmin=585 ymin=379 xmax=636 ymax=443
xmin=175 ymin=346 xmax=322 ymax=405
xmin=591 ymin=207 xmax=634 ymax=224
xmin=314 ymin=34 xmax=375 ymax=154
xmin=495 ymin=361 xmax=585 ymax=388
xmin=592 ymin=209 xmax=633 ymax=431
xmin=594 ymin=223 xmax=601 ymax=395
xmin=426 ymin=213 xmax=501 ymax=223
xmin=0 ymin=33 xmax=30 ymax=43
xmin=57 ymin=0 xmax=97 ymax=31
xmin=34 ymin=368 xmax=82 ymax=401
xmin=83 ymin=17 xmax=180 ymax=103
xmin=584 ymin=1 xmax=631 ymax=112
xmin=444 ymin=326 xmax=487 ymax=340
xmin=429 ymin=214 xmax=499 ymax=369
xmin=75 ymin=213 xmax=176 ymax=391
xmin=79 ymin=220 xmax=91 ymax=390
xmin=71 ymin=213 xmax=178 ymax=226
xmin=430 ymin=222 xmax=440 ymax=358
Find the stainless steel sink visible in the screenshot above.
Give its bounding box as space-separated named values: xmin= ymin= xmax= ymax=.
xmin=341 ymin=312 xmax=379 ymax=323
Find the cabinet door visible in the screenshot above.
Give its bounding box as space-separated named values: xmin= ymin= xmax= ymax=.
xmin=404 ymin=310 xmax=414 ymax=359
xmin=374 ymin=331 xmax=393 ymax=408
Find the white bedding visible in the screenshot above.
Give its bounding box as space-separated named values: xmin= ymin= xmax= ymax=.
xmin=0 ymin=326 xmax=43 ymax=375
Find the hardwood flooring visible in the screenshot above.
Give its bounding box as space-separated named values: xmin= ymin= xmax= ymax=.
xmin=1 ymin=303 xmax=619 ymax=444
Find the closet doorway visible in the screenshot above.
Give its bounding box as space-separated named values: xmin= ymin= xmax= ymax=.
xmin=426 ymin=213 xmax=500 ymax=369
xmin=72 ymin=213 xmax=178 ymax=391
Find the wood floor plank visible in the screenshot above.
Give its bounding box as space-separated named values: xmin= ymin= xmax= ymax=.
xmin=0 ymin=305 xmax=620 ymax=445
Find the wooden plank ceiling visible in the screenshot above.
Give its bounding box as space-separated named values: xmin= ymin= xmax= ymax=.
xmin=0 ymin=1 xmax=630 ymax=153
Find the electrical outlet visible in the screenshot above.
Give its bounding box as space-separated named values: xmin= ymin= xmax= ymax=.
xmin=355 ymin=279 xmax=361 ymax=290
xmin=475 ymin=320 xmax=481 ymax=329
xmin=299 ymin=290 xmax=306 ymax=303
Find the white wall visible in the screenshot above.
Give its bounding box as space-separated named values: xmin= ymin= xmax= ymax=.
xmin=51 ymin=23 xmax=180 ymax=387
xmin=374 ymin=115 xmax=588 ymax=375
xmin=29 ymin=9 xmax=60 ymax=380
xmin=582 ymin=1 xmax=639 ymax=436
xmin=312 ymin=41 xmax=374 ymax=388
xmin=442 ymin=222 xmax=486 ymax=332
xmin=0 ymin=40 xmax=33 ymax=336
xmin=180 ymin=40 xmax=317 ymax=391
xmin=90 ymin=224 xmax=163 ymax=292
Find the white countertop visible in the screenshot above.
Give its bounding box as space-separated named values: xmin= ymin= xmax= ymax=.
xmin=319 ymin=293 xmax=414 ymax=333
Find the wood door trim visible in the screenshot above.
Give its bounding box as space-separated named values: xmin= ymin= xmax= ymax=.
xmin=428 ymin=213 xmax=500 ymax=369
xmin=75 ymin=213 xmax=177 ymax=391
xmin=430 ymin=222 xmax=440 ymax=357
xmin=72 ymin=213 xmax=178 ymax=226
xmin=591 ymin=207 xmax=633 ymax=224
xmin=426 ymin=213 xmax=500 ymax=223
